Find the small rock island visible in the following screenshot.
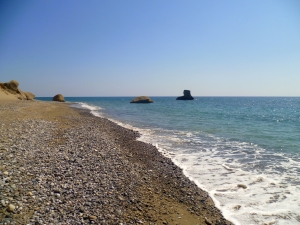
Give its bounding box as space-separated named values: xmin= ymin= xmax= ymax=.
xmin=176 ymin=90 xmax=194 ymax=100
xmin=130 ymin=96 xmax=154 ymax=103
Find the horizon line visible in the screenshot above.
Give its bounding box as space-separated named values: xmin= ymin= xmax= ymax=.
xmin=35 ymin=95 xmax=300 ymax=98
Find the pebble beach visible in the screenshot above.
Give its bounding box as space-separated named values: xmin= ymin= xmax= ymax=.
xmin=0 ymin=100 xmax=232 ymax=225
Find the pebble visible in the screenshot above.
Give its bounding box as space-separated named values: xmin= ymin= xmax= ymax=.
xmin=89 ymin=215 xmax=97 ymax=220
xmin=233 ymin=205 xmax=241 ymax=210
xmin=7 ymin=204 xmax=16 ymax=212
xmin=237 ymin=184 xmax=247 ymax=189
xmin=0 ymin=101 xmax=232 ymax=225
xmin=205 ymin=217 xmax=213 ymax=225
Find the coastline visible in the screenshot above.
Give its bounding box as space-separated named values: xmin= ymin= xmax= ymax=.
xmin=0 ymin=100 xmax=232 ymax=224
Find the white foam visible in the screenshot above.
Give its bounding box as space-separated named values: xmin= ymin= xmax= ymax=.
xmin=137 ymin=129 xmax=300 ymax=225
xmin=71 ymin=102 xmax=103 ymax=111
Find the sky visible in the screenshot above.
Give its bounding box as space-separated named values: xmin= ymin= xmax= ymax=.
xmin=0 ymin=0 xmax=300 ymax=97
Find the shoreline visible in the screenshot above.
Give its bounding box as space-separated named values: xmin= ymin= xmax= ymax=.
xmin=0 ymin=100 xmax=232 ymax=224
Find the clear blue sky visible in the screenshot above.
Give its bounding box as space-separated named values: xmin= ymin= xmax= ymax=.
xmin=1 ymin=0 xmax=299 ymax=96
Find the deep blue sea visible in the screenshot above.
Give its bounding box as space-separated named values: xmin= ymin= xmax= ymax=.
xmin=37 ymin=97 xmax=300 ymax=225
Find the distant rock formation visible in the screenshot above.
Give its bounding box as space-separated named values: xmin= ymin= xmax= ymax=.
xmin=176 ymin=90 xmax=194 ymax=100
xmin=53 ymin=94 xmax=65 ymax=102
xmin=130 ymin=96 xmax=154 ymax=103
xmin=0 ymin=80 xmax=35 ymax=100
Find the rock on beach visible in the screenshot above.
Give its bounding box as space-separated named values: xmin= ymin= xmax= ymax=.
xmin=52 ymin=94 xmax=65 ymax=102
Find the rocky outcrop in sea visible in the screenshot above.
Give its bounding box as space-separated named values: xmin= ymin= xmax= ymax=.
xmin=176 ymin=90 xmax=194 ymax=100
xmin=130 ymin=96 xmax=153 ymax=103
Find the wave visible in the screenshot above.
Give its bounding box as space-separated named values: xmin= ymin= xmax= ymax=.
xmin=70 ymin=102 xmax=103 ymax=117
xmin=138 ymin=129 xmax=300 ymax=225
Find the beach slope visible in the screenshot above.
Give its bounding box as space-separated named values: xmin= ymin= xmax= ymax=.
xmin=0 ymin=100 xmax=232 ymax=224
xmin=0 ymin=88 xmax=19 ymax=101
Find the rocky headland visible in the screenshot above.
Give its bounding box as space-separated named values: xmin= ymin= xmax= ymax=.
xmin=0 ymin=80 xmax=35 ymax=101
xmin=0 ymin=100 xmax=231 ymax=225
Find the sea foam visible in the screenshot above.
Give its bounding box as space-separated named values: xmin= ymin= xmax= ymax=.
xmin=138 ymin=129 xmax=300 ymax=225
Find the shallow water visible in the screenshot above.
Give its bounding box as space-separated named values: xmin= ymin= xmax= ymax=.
xmin=37 ymin=97 xmax=300 ymax=225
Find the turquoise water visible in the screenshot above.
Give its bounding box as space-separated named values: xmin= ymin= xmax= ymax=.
xmin=37 ymin=97 xmax=300 ymax=225
xmin=38 ymin=97 xmax=300 ymax=153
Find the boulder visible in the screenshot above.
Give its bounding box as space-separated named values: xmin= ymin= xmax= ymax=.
xmin=16 ymin=89 xmax=27 ymax=100
xmin=24 ymin=92 xmax=35 ymax=100
xmin=53 ymin=94 xmax=65 ymax=102
xmin=130 ymin=96 xmax=153 ymax=103
xmin=176 ymin=90 xmax=194 ymax=100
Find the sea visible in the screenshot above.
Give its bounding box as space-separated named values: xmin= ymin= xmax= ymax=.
xmin=37 ymin=97 xmax=300 ymax=225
